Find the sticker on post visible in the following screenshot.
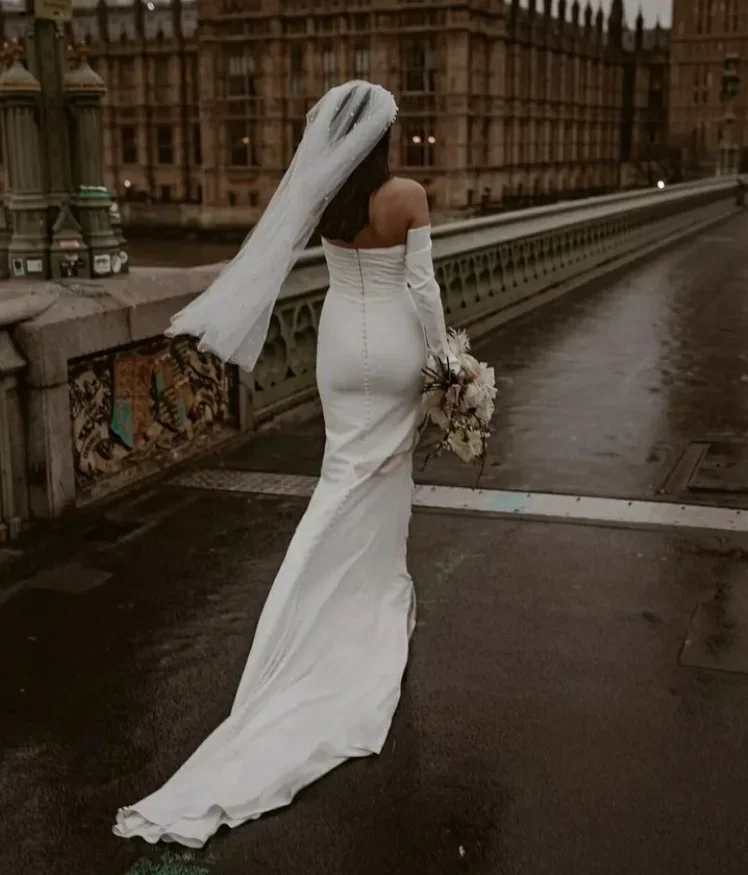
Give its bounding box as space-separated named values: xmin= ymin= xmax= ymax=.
xmin=93 ymin=254 xmax=112 ymax=276
xmin=11 ymin=258 xmax=24 ymax=277
xmin=60 ymin=256 xmax=84 ymax=278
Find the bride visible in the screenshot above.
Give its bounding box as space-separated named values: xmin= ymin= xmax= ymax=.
xmin=113 ymin=80 xmax=456 ymax=848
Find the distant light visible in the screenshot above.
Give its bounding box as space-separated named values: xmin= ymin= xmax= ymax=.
xmin=427 ymin=135 xmax=436 ymax=145
xmin=124 ymin=179 xmax=132 ymax=188
xmin=242 ymin=136 xmax=250 ymax=145
xmin=412 ymin=135 xmax=422 ymax=144
xmin=657 ymin=180 xmax=665 ymax=190
xmin=147 ymin=1 xmax=155 ymax=10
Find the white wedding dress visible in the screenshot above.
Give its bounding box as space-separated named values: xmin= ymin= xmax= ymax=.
xmin=113 ymin=226 xmax=450 ymax=848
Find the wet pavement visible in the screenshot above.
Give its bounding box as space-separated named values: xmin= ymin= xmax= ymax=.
xmin=3 ymin=215 xmax=748 ymax=874
xmin=216 ymin=216 xmax=748 ymax=501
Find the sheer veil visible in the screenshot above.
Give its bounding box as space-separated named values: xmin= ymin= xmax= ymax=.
xmin=166 ymin=80 xmax=399 ymax=371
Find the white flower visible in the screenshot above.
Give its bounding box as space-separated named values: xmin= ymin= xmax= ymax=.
xmin=421 ymin=328 xmax=496 ymax=470
xmin=463 ymin=380 xmax=485 ymax=411
xmin=457 ymin=352 xmax=482 ymax=381
xmin=447 ymin=427 xmax=484 ymax=463
xmin=478 ymin=363 xmax=497 ymax=395
xmin=447 ymin=328 xmax=471 ymax=355
xmin=444 ymin=383 xmax=462 ymax=409
xmin=427 ymin=406 xmax=450 ymax=431
xmin=422 ymin=387 xmax=442 ymax=415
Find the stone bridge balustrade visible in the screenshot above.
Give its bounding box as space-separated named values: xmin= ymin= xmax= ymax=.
xmin=2 ymin=177 xmax=741 ymax=537
xmin=0 ymin=285 xmax=58 ymax=541
xmin=253 ymin=176 xmax=738 ymax=417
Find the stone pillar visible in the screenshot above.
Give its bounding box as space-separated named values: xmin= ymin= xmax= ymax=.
xmin=25 ymin=14 xmax=74 ymax=206
xmin=64 ymin=45 xmax=120 ymax=277
xmin=0 ymin=47 xmax=49 ymax=280
xmin=0 ymin=328 xmax=27 ymax=541
xmin=717 ymin=54 xmax=741 ymax=178
xmin=0 ymin=203 xmax=10 ymax=280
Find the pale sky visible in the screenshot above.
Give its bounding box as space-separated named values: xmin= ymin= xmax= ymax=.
xmin=584 ymin=0 xmax=671 ymax=27
xmin=519 ymin=0 xmax=672 ymax=27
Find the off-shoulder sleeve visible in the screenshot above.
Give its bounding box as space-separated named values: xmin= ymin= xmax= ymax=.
xmin=405 ymin=225 xmax=457 ymax=368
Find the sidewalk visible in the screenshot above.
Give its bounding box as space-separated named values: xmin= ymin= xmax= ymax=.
xmin=2 ymin=217 xmax=748 ymax=875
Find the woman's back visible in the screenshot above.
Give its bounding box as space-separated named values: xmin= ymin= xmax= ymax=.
xmin=324 ymin=176 xmax=428 ymax=251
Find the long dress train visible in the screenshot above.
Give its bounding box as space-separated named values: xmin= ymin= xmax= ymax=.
xmin=112 ymin=228 xmax=447 ymax=848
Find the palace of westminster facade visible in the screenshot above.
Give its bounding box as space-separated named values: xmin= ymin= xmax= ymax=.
xmin=0 ymin=0 xmax=675 ymax=225
xmin=669 ymin=0 xmax=748 ymax=174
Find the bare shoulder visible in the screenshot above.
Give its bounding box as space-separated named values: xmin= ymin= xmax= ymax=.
xmin=367 ymin=177 xmax=429 ymax=244
xmin=379 ymin=177 xmax=429 ymax=228
xmin=386 ymin=176 xmax=427 ymax=205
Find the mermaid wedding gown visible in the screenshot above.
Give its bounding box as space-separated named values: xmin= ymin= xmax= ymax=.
xmin=113 ymin=225 xmax=451 ymax=848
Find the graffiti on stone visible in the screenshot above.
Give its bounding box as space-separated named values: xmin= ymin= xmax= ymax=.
xmin=69 ymin=337 xmax=237 ymax=488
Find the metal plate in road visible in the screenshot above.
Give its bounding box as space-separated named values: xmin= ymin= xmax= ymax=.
xmin=681 ymin=577 xmax=748 ymax=675
xmin=689 ymin=442 xmax=748 ymax=494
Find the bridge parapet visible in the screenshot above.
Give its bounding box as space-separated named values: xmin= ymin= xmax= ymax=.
xmin=0 ymin=178 xmax=739 ymax=535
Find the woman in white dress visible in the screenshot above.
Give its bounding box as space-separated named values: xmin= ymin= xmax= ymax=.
xmin=113 ymin=81 xmax=456 ymax=848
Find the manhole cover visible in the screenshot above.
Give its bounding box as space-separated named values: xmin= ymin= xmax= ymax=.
xmin=688 ymin=442 xmax=748 ymax=494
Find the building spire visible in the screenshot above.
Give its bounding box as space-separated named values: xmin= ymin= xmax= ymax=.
xmin=635 ymin=5 xmax=644 ymax=50
xmin=608 ymin=0 xmax=624 ymax=48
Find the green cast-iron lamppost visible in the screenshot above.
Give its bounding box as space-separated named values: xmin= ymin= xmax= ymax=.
xmin=717 ymin=53 xmax=741 ymax=178
xmin=0 ymin=0 xmax=127 ymax=281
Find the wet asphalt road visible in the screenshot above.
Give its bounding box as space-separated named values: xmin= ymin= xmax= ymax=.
xmin=220 ymin=215 xmax=748 ymax=500
xmin=3 ymin=214 xmax=748 ymax=875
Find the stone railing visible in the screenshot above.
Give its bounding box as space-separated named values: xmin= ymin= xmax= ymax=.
xmin=0 ymin=286 xmax=57 ymax=541
xmin=251 ymin=177 xmax=739 ymax=419
xmin=0 ymin=332 xmax=26 ymax=542
xmin=2 ymin=177 xmax=741 ymax=535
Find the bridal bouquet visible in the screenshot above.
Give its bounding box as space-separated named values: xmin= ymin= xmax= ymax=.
xmin=421 ymin=329 xmax=497 ymax=469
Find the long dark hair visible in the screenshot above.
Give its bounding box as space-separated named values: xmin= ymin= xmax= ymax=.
xmin=317 ymin=93 xmax=392 ymax=243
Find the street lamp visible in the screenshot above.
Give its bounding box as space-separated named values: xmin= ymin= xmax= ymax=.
xmin=717 ymin=53 xmax=741 ymax=177
xmin=0 ymin=0 xmax=126 ymax=280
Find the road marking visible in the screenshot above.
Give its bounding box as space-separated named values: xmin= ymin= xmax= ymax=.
xmin=169 ymin=469 xmax=748 ymax=535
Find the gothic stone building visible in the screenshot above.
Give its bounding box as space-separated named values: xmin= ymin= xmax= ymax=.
xmin=669 ymin=0 xmax=747 ymax=174
xmin=0 ymin=0 xmax=667 ymax=227
xmin=194 ymin=0 xmax=630 ymax=219
xmin=621 ymin=16 xmax=670 ymax=185
xmin=0 ymin=0 xmax=202 ymax=207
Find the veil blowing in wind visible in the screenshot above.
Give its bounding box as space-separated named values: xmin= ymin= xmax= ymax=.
xmin=166 ymin=81 xmax=398 ymax=371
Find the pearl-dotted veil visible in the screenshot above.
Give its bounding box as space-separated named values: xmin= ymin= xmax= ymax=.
xmin=166 ymin=80 xmax=399 ymax=371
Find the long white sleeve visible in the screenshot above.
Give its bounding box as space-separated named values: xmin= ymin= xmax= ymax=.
xmin=405 ymin=225 xmax=455 ymax=367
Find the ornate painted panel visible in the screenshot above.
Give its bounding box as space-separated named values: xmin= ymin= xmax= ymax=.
xmin=69 ymin=337 xmax=238 ymax=490
xmin=251 ymin=292 xmax=325 ymax=418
